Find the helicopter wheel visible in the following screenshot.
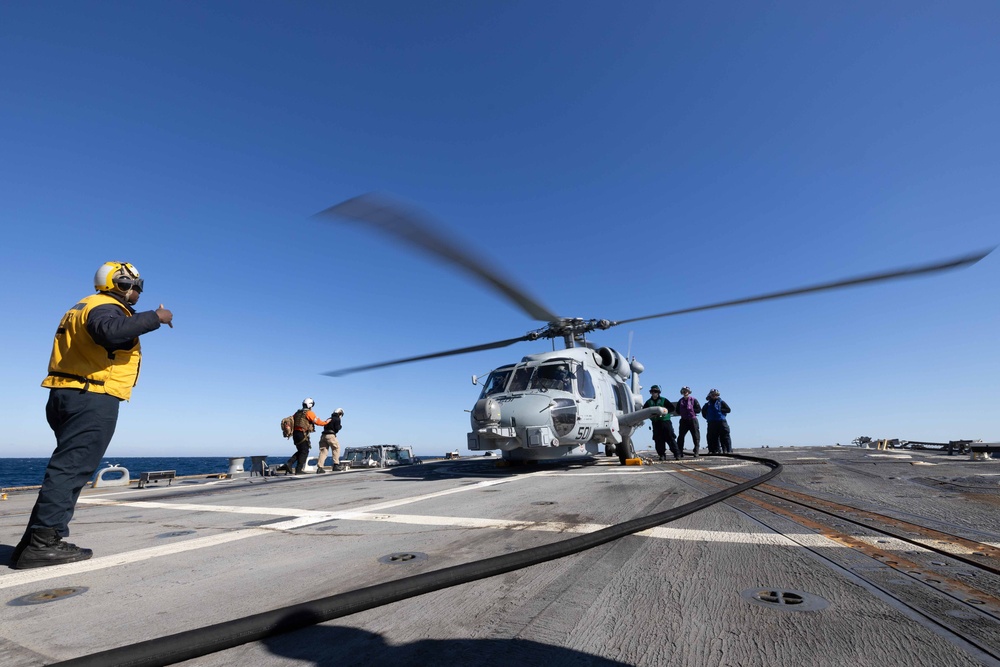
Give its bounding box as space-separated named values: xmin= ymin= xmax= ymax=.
xmin=617 ymin=437 xmax=635 ymax=466
xmin=605 ymin=444 xmax=616 ymax=457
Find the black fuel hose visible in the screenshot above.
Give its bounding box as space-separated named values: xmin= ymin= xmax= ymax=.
xmin=52 ymin=453 xmax=781 ymax=667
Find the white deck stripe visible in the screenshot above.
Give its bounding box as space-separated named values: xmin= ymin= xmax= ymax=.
xmin=0 ymin=475 xmax=535 ymax=588
xmin=0 ymin=463 xmax=782 ymax=589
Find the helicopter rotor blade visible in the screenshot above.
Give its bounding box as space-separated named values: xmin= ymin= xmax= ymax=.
xmin=315 ymin=193 xmax=561 ymax=323
xmin=613 ymin=248 xmax=993 ymax=327
xmin=322 ymin=335 xmax=532 ymax=378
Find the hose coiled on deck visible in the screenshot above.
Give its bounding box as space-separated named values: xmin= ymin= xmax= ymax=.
xmin=53 ymin=453 xmax=781 ymax=667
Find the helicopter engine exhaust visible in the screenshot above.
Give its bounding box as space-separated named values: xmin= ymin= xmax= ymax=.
xmin=596 ymin=347 xmax=630 ymax=379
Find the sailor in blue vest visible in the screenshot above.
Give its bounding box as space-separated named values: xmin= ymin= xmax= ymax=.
xmin=701 ymin=388 xmax=732 ymax=454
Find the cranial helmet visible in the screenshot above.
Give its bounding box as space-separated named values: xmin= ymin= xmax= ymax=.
xmin=302 ymin=398 xmax=315 ymax=409
xmin=681 ymin=386 xmax=691 ymax=395
xmin=708 ymin=388 xmax=720 ymax=399
xmin=95 ymin=262 xmax=143 ymax=294
xmin=334 ymin=408 xmax=344 ymax=416
xmin=650 ymin=385 xmax=661 ymax=393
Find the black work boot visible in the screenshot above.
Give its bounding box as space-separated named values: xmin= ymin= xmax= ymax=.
xmin=14 ymin=528 xmax=93 ymax=569
xmin=9 ymin=539 xmax=28 ymax=568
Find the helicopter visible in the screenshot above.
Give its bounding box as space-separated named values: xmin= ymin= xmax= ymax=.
xmin=316 ymin=193 xmax=990 ymax=464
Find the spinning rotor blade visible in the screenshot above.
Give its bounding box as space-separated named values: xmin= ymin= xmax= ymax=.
xmin=322 ymin=335 xmax=532 ymax=377
xmin=613 ymin=249 xmax=993 ymax=327
xmin=315 ymin=193 xmax=561 ymax=323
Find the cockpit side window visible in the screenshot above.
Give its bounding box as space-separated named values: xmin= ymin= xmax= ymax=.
xmin=612 ymin=382 xmax=628 ymax=411
xmin=576 ymin=364 xmax=596 ymax=399
xmin=479 ymin=367 xmax=514 ymax=399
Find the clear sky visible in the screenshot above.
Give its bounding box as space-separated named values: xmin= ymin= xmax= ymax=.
xmin=1 ymin=2 xmax=997 ymax=459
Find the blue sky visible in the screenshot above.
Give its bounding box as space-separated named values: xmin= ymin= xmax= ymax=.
xmin=1 ymin=2 xmax=997 ymax=458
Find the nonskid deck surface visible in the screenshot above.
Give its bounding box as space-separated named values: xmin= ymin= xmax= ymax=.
xmin=1 ymin=448 xmax=999 ymax=666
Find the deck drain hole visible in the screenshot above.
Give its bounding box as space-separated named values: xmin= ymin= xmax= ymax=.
xmin=532 ymin=501 xmax=557 ymax=506
xmin=379 ymin=552 xmax=428 ymax=565
xmin=156 ymin=530 xmax=196 ymax=538
xmin=968 ymin=599 xmax=985 ymax=605
xmin=741 ymin=588 xmax=828 ymax=612
xmin=930 ymin=561 xmax=947 ymax=566
xmin=9 ymin=587 xmax=89 ymax=606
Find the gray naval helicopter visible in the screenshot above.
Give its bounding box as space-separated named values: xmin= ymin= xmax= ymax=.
xmin=317 ymin=194 xmax=990 ymax=465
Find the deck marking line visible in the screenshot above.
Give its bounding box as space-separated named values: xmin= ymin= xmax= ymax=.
xmin=336 ymin=512 xmax=812 ymax=546
xmin=1 ymin=475 xmax=539 ymax=588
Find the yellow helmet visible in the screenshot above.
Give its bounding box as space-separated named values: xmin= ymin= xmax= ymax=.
xmin=94 ymin=262 xmax=144 ymax=294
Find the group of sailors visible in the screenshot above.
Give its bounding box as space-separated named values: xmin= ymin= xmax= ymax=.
xmin=643 ymin=385 xmax=732 ymax=460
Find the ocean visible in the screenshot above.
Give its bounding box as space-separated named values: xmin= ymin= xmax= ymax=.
xmin=0 ymin=456 xmax=289 ymax=489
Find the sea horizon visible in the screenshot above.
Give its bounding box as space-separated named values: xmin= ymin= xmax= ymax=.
xmin=0 ymin=452 xmax=458 ymax=489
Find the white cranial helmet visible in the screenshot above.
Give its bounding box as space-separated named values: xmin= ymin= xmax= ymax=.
xmin=95 ymin=261 xmax=143 ymax=294
xmin=302 ymin=398 xmax=315 ymax=409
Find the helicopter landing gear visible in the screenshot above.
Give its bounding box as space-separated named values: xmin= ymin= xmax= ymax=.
xmin=617 ymin=437 xmax=636 ymax=466
xmin=605 ymin=443 xmax=616 ymax=457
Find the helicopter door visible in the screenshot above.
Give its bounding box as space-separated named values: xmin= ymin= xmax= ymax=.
xmin=572 ymin=363 xmax=599 ymax=444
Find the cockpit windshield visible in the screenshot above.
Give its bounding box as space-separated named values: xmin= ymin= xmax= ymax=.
xmin=529 ymin=362 xmax=575 ymax=392
xmin=507 ymin=361 xmax=576 ymax=393
xmin=478 ymin=367 xmax=514 ymax=399
xmin=508 ymin=365 xmax=532 ymax=392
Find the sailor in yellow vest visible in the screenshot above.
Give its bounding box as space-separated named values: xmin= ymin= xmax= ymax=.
xmin=10 ymin=262 xmax=173 ymax=569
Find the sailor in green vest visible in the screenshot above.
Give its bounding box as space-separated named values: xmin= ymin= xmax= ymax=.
xmin=11 ymin=262 xmax=173 ymax=569
xmin=643 ymin=385 xmax=679 ymax=460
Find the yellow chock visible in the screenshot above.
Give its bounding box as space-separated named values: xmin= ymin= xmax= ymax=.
xmin=1 ymin=492 xmax=7 ymax=501
xmin=625 ymin=458 xmax=643 ymax=466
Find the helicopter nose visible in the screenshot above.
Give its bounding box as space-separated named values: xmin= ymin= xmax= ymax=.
xmin=472 ymin=397 xmax=501 ymax=425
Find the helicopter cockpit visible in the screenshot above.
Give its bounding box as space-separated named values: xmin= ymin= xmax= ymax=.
xmin=479 ymin=359 xmax=601 ymax=400
xmin=508 ymin=361 xmax=575 ymax=393
xmin=478 ymin=365 xmax=514 ymax=399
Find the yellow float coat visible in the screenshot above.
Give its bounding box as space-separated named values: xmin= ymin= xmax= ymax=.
xmin=41 ymin=294 xmax=141 ymax=400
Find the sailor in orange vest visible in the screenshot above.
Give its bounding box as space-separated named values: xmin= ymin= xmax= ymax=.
xmin=281 ymin=398 xmax=330 ymax=474
xmin=11 ymin=262 xmax=172 ymax=569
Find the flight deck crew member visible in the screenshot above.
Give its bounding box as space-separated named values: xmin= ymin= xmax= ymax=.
xmin=11 ymin=262 xmax=173 ymax=570
xmin=282 ymin=398 xmax=329 ymax=475
xmin=701 ymin=388 xmax=732 ymax=454
xmin=643 ymin=385 xmax=678 ymax=460
xmin=676 ymin=387 xmax=702 ymax=456
xmin=316 ymin=408 xmax=344 ymax=473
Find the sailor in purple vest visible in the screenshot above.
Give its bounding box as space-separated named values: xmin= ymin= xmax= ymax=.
xmin=675 ymin=387 xmax=702 ymax=457
xmin=701 ymin=388 xmax=732 ymax=454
